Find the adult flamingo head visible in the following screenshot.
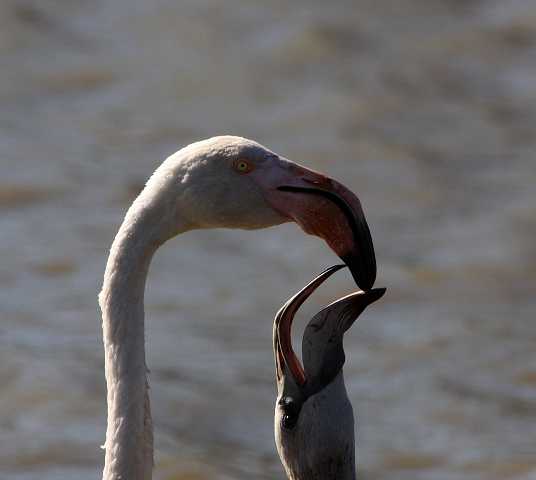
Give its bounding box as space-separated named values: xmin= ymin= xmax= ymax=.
xmin=101 ymin=135 xmax=379 ymax=480
xmin=151 ymin=136 xmax=376 ymax=290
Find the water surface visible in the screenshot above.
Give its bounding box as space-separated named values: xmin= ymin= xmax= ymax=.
xmin=1 ymin=1 xmax=535 ymax=479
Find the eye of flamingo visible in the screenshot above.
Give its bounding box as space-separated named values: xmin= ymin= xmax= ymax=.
xmin=233 ymin=158 xmax=254 ymax=173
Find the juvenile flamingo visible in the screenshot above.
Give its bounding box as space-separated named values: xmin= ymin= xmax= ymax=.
xmin=273 ymin=265 xmax=385 ymax=479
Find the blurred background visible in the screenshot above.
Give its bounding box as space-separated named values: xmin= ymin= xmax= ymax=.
xmin=1 ymin=0 xmax=535 ymax=479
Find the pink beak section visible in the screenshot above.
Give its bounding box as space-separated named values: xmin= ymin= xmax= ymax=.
xmin=270 ymin=167 xmax=376 ymax=291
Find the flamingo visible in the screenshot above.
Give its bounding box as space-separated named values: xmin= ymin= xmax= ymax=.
xmin=99 ymin=136 xmax=376 ymax=480
xmin=273 ymin=265 xmax=385 ymax=479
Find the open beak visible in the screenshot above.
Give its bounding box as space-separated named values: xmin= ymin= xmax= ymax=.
xmin=274 ymin=265 xmax=345 ymax=386
xmin=274 ymin=265 xmax=386 ymax=390
xmin=255 ymin=159 xmax=376 ymax=291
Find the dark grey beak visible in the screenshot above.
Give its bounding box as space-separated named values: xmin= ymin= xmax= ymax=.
xmin=301 ymin=286 xmax=385 ymax=395
xmin=274 ymin=265 xmax=346 ymax=387
xmin=274 ymin=264 xmax=385 ymax=394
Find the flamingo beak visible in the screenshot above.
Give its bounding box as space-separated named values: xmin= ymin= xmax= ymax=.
xmin=274 ymin=265 xmax=345 ymax=386
xmin=275 ymin=266 xmax=385 ymax=391
xmin=257 ymin=161 xmax=376 ymax=291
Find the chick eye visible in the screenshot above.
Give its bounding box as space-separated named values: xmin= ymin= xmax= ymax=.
xmin=233 ymin=159 xmax=253 ymax=174
xmin=279 ymin=396 xmax=300 ymax=430
xmin=282 ymin=412 xmax=298 ymax=430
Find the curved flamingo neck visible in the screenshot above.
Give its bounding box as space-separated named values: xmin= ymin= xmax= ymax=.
xmin=99 ymin=193 xmax=190 ymax=480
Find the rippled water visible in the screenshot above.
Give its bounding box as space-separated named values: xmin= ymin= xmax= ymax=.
xmin=1 ymin=1 xmax=536 ymax=479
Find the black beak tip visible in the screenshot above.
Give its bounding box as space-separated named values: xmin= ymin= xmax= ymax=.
xmin=343 ymin=254 xmax=377 ymax=291
xmin=369 ymin=287 xmax=386 ymax=302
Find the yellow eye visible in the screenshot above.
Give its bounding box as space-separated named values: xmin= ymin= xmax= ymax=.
xmin=233 ymin=159 xmax=253 ymax=173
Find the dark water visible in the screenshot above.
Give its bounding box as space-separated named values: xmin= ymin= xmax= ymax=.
xmin=1 ymin=1 xmax=535 ymax=479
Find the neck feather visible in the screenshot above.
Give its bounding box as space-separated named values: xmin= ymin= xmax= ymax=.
xmin=278 ymin=372 xmax=357 ymax=480
xmin=99 ymin=190 xmax=188 ymax=480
